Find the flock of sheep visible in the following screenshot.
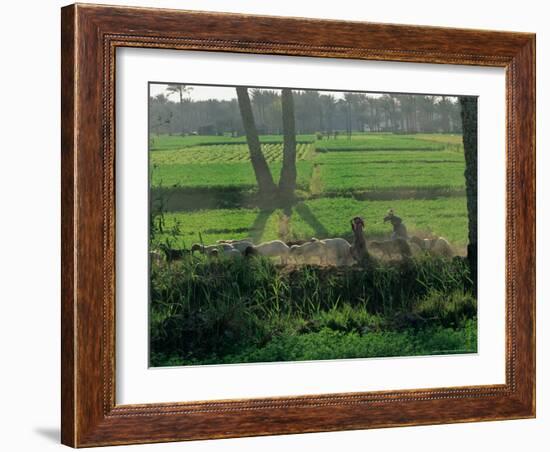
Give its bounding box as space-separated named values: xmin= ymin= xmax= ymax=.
xmin=368 ymin=210 xmax=454 ymax=259
xmin=152 ymin=210 xmax=454 ymax=267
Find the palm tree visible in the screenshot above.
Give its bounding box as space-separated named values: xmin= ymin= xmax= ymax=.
xmin=367 ymin=96 xmax=383 ymax=132
xmin=165 ymin=84 xmax=192 ymax=135
xmin=251 ymin=89 xmax=267 ymax=131
xmin=149 ymin=94 xmax=172 ymax=136
xmin=437 ymin=96 xmax=453 ymax=133
xmin=398 ymin=95 xmax=418 ymax=133
xmin=251 ymin=89 xmax=281 ymax=134
xmin=298 ymin=90 xmax=322 ymax=133
xmin=418 ymin=96 xmax=437 ymax=132
xmin=460 ymin=96 xmax=478 ymax=292
xmin=320 ymin=94 xmax=336 ymax=136
xmin=236 ymin=87 xmax=277 ymax=197
xmin=378 ymin=95 xmax=393 ymax=131
xmin=279 ymin=88 xmax=297 ymax=198
xmin=263 ymin=90 xmax=283 ymax=134
xmin=343 ymin=93 xmax=354 ymax=138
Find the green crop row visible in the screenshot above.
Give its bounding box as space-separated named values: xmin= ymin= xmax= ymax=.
xmin=151 ymin=161 xmax=314 ymax=190
xmin=151 ymin=142 xmax=313 ymax=165
xmin=316 ymin=161 xmax=466 ymax=193
xmin=315 ymin=135 xmax=445 ymax=152
xmin=149 ymin=134 xmax=316 ymax=151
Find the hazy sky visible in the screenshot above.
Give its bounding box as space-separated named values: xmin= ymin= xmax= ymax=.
xmin=149 ymin=83 xmax=385 ymax=102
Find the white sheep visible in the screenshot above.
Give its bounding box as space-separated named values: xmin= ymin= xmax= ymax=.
xmin=245 ymin=240 xmax=290 ymax=264
xmin=228 ymin=241 xmax=254 ymax=253
xmin=216 ymin=238 xmax=252 ymax=244
xmin=191 ymin=243 xmax=234 ymax=256
xmin=320 ymin=238 xmax=355 ymax=266
xmin=410 ymin=236 xmax=454 ymax=258
xmin=209 ymin=247 xmax=242 ymax=259
xmin=215 ymin=239 xmax=254 ymax=253
xmin=289 ymin=240 xmax=327 ymax=265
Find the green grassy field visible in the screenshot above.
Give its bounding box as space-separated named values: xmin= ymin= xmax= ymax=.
xmin=315 ymin=135 xmax=447 ymax=151
xmin=314 ymin=149 xmax=464 ymax=164
xmin=152 ymin=161 xmax=314 ymax=190
xmin=151 ymin=135 xmax=465 ymax=194
xmin=152 ymin=142 xmax=314 ymax=165
xmin=156 ymin=196 xmax=468 ymax=249
xmin=316 ymin=161 xmax=466 ymax=193
xmin=149 ymin=132 xmax=475 ymax=366
xmin=150 ymin=133 xmax=468 ymax=248
xmin=149 ymin=133 xmax=316 ymax=151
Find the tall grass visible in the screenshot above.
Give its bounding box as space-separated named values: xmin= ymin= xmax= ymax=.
xmin=150 ymin=255 xmax=475 ymax=366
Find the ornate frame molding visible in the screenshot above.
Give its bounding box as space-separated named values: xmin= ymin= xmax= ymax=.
xmin=61 ymin=4 xmax=535 ymax=447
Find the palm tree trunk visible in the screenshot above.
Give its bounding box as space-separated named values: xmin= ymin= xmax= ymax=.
xmin=236 ymin=87 xmax=277 ymax=196
xmin=179 ymin=90 xmax=185 ymax=135
xmin=460 ymin=96 xmax=478 ymax=293
xmin=279 ymin=88 xmax=297 ymax=198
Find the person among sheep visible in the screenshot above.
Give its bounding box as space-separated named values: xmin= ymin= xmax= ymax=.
xmin=383 ymin=209 xmax=408 ymax=240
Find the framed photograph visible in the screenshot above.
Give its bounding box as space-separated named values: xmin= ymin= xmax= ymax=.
xmin=61 ymin=3 xmax=536 ymax=447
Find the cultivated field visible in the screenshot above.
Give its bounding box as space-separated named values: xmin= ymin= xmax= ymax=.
xmin=150 ymin=133 xmax=468 ymax=251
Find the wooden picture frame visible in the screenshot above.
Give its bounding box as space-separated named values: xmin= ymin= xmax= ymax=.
xmin=61 ymin=3 xmax=536 ymax=447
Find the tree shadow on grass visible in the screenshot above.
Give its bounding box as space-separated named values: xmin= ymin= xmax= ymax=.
xmin=249 ymin=199 xmax=329 ymax=244
xmin=250 ymin=208 xmax=275 ymax=243
xmin=294 ymin=202 xmax=329 ymax=238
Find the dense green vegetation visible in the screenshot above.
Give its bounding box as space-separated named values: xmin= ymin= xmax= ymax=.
xmin=150 ymin=256 xmax=476 ymax=366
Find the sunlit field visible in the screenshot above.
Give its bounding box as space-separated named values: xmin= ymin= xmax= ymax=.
xmin=150 ymin=133 xmax=468 ymax=248
xmin=149 ymin=129 xmax=476 ymax=366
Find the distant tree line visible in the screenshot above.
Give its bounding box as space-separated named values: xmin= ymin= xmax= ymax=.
xmin=149 ymin=87 xmax=463 ymax=137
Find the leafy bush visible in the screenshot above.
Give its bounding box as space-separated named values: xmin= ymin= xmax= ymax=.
xmin=414 ymin=289 xmax=477 ymax=328
xmin=155 ymin=321 xmax=477 ymax=366
xmin=150 ymin=255 xmax=476 ymax=366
